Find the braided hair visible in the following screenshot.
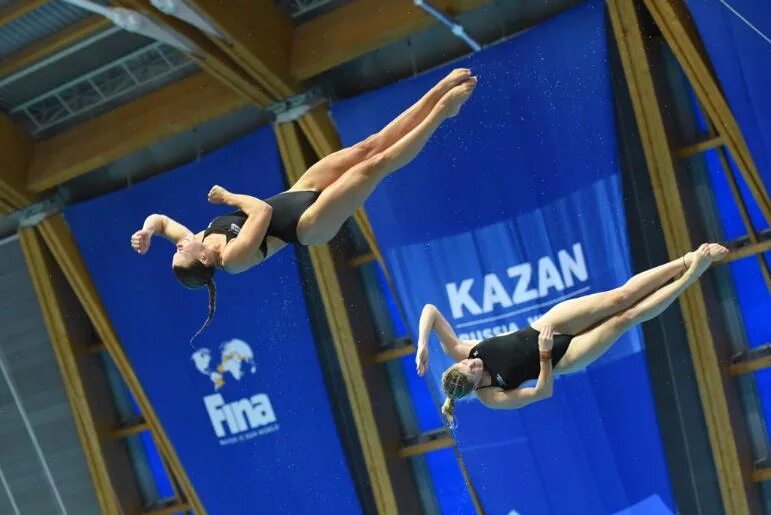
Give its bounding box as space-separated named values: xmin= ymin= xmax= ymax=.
xmin=440 ymin=364 xmax=476 ymax=425
xmin=173 ymin=261 xmax=216 ymax=346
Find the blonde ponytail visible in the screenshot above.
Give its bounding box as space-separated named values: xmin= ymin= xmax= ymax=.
xmin=440 ymin=363 xmax=475 ymax=427
xmin=441 ymin=397 xmax=456 ymax=426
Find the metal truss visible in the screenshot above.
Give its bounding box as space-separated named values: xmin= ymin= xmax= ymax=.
xmin=11 ymin=41 xmax=194 ymax=135
xmin=277 ymin=0 xmax=338 ymax=18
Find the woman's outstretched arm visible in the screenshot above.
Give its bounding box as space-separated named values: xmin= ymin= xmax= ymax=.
xmin=131 ymin=214 xmax=193 ymax=254
xmin=207 ymin=184 xmax=270 ymax=214
xmin=415 ymin=304 xmax=472 ymax=375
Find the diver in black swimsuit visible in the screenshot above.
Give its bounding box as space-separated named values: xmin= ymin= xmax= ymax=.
xmin=130 ymin=69 xmax=478 ymax=342
xmin=202 ymin=190 xmax=322 ymax=258
xmin=468 ymin=326 xmax=572 ymax=391
xmin=416 ymin=243 xmax=729 ymax=422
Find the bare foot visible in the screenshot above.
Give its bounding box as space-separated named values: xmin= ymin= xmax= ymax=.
xmin=437 ymin=68 xmax=472 ymax=93
xmin=438 ymin=77 xmax=478 ymax=118
xmin=685 ymin=243 xmax=729 ymax=278
xmin=683 ymin=243 xmax=729 ymax=268
xmin=687 ymin=245 xmax=712 ymax=278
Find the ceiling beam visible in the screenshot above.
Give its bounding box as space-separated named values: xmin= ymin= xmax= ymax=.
xmin=608 ymin=0 xmax=757 ymax=511
xmin=19 ymin=227 xmax=144 ymax=515
xmin=27 ymin=72 xmax=248 ymax=193
xmin=184 ymin=0 xmax=301 ymax=99
xmin=275 ymin=121 xmax=398 ymax=514
xmin=0 ymin=16 xmax=111 ymax=79
xmin=36 ymin=215 xmax=204 ymax=513
xmin=642 ymin=0 xmax=771 ymax=222
xmin=0 ymin=0 xmax=47 ymax=26
xmin=292 ymin=0 xmax=489 ymax=80
xmin=112 ymin=0 xmax=271 ymax=106
xmin=295 ymin=106 xmax=401 ymax=320
xmin=0 ymin=114 xmax=36 ymax=209
xmin=297 ymin=105 xmax=342 ymax=159
xmin=9 ymin=0 xmax=495 ymax=206
xmin=0 ymin=198 xmax=13 ymax=215
xmin=397 ymin=433 xmax=455 ymax=458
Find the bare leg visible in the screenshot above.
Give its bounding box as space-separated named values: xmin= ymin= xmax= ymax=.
xmin=532 ymin=244 xmax=726 ymax=336
xmin=291 ymin=68 xmax=473 ymax=192
xmin=554 ymin=244 xmax=727 ymax=373
xmin=297 ymin=79 xmax=477 ymax=245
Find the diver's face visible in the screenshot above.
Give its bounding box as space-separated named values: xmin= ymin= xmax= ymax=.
xmin=456 ymin=358 xmax=484 ymax=388
xmin=172 ymin=237 xmax=206 ymax=268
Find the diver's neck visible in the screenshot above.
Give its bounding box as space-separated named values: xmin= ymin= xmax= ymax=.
xmin=478 ymin=370 xmax=492 ymax=389
xmin=202 ymin=236 xmax=225 ymax=268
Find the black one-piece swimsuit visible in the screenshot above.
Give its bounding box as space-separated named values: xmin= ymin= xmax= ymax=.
xmin=203 ymin=190 xmax=321 ymax=256
xmin=468 ymin=327 xmax=573 ymax=390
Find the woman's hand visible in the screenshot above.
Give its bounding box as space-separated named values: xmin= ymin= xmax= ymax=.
xmin=208 ymin=185 xmax=230 ymax=204
xmin=415 ymin=345 xmax=429 ymax=376
xmin=538 ymin=324 xmax=554 ymax=352
xmin=130 ymin=229 xmax=153 ymax=254
xmin=208 ymin=186 xmax=268 ymax=215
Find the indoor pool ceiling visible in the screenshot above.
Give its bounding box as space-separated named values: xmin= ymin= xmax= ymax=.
xmin=0 ymin=0 xmax=580 ymax=236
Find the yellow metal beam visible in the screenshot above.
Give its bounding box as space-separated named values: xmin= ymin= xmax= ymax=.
xmin=723 ymin=240 xmax=771 ymax=264
xmin=373 ymin=344 xmax=416 ymax=364
xmin=692 ymin=111 xmax=770 ymax=291
xmin=0 ymin=16 xmax=111 ymax=79
xmin=27 ymin=72 xmax=247 ymax=193
xmin=0 ymin=198 xmax=13 ymax=215
xmin=714 ymin=146 xmax=771 ymax=291
xmin=278 ymin=111 xmax=483 ymax=513
xmin=752 ymin=467 xmax=771 ymax=483
xmin=398 ymin=435 xmax=455 ymax=458
xmin=349 ymin=253 xmax=377 ymax=267
xmin=18 ymin=228 xmax=139 ymax=515
xmin=184 ymin=0 xmax=300 ymax=99
xmin=607 ymin=1 xmax=754 ymax=512
xmin=675 ymin=135 xmax=723 ymax=158
xmin=297 ymin=105 xmax=343 ymax=159
xmin=112 ymin=421 xmax=150 ymax=439
xmin=0 ymin=114 xmax=36 ymax=208
xmin=642 ymin=0 xmax=771 ymax=224
xmin=297 ymin=106 xmax=400 ymax=311
xmin=155 ymin=447 xmax=183 ymax=504
xmin=12 ymin=1 xmax=488 ymax=202
xmin=36 ymin=215 xmax=205 ymax=514
xmin=275 ymin=121 xmax=398 ymax=515
xmin=297 ymin=105 xmax=416 ymax=367
xmin=113 ymin=0 xmax=271 ymax=106
xmin=0 ymin=0 xmax=47 ymax=26
xmin=291 ymin=0 xmax=489 ymax=80
xmin=729 ymin=348 xmax=771 ymax=376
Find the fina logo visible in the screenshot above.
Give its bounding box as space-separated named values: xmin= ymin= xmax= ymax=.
xmin=191 ymin=339 xmax=279 ymax=445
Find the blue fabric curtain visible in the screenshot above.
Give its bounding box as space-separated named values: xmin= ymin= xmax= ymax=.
xmin=65 ymin=129 xmax=361 ymax=514
xmin=331 ymin=2 xmax=674 ymax=514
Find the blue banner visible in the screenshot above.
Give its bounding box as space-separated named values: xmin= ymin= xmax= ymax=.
xmin=332 ymin=2 xmax=674 ymax=514
xmin=65 ymin=129 xmax=361 ymax=514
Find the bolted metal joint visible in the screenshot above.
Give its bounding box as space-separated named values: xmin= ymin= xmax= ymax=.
xmin=12 ymin=197 xmax=64 ymax=228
